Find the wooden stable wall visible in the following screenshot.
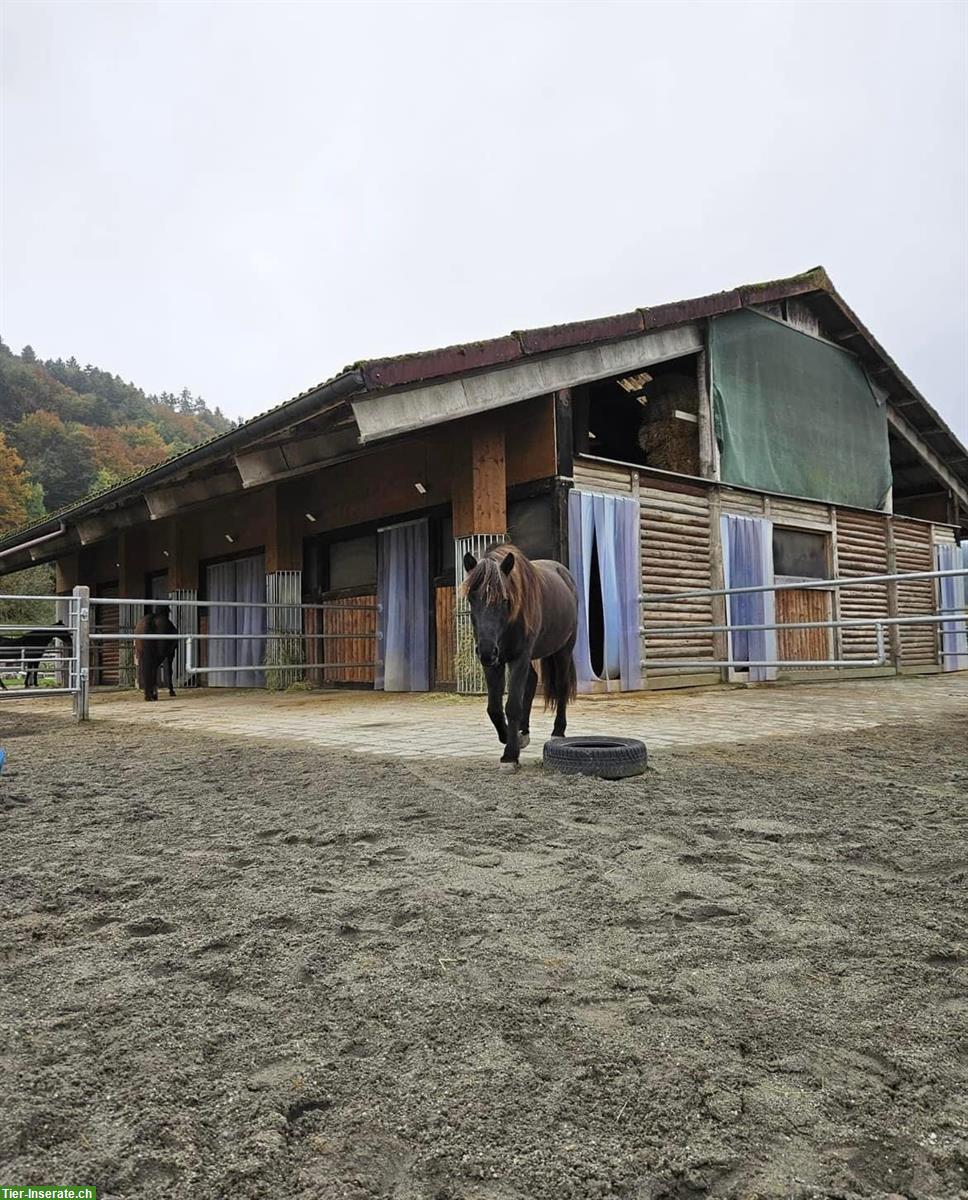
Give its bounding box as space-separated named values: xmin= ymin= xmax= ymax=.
xmin=893 ymin=517 xmax=937 ymax=670
xmin=574 ymin=454 xmax=959 ymax=686
xmin=571 ymin=458 xmax=718 ymax=687
xmin=834 ymin=508 xmax=890 ymax=664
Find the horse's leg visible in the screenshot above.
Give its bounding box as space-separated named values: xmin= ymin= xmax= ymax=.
xmin=501 ymin=657 xmax=531 ymax=768
xmin=165 ymin=653 xmax=175 ymax=696
xmin=551 ymin=644 xmax=575 ymax=738
xmin=484 ymin=663 xmax=507 ymax=744
xmin=519 ymin=664 xmax=538 ymax=749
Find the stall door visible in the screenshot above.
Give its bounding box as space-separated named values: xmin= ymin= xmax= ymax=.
xmin=94 ymin=583 xmax=120 ymax=685
xmin=205 ymin=554 xmax=266 ymax=687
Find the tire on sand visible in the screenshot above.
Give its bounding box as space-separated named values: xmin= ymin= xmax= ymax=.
xmin=543 ymin=736 xmax=648 ymax=780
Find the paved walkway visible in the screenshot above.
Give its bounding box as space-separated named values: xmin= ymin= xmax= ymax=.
xmin=6 ymin=673 xmax=966 ymax=757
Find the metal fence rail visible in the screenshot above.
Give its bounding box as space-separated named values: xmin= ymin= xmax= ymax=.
xmin=640 ymin=564 xmax=967 ymax=672
xmin=86 ymin=592 xmax=383 ymax=702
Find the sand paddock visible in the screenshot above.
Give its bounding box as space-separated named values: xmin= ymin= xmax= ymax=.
xmin=1 ymin=710 xmax=966 ymax=1198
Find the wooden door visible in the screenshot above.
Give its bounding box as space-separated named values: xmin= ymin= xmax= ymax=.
xmin=776 ymin=587 xmax=831 ymax=666
xmin=434 ymin=585 xmax=456 ymax=687
xmin=95 ymin=584 xmax=120 ymax=685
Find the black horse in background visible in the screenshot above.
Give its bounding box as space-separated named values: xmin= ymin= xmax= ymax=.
xmin=0 ymin=622 xmax=73 ymax=688
xmin=134 ymin=605 xmax=179 ymax=701
xmin=462 ymin=543 xmax=578 ymax=769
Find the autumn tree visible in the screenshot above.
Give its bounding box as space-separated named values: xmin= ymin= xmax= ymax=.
xmin=0 ymin=431 xmax=39 ymax=535
xmin=7 ymin=410 xmax=97 ymax=510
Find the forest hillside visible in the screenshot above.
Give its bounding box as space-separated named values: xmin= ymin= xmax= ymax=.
xmin=0 ymin=338 xmax=234 ymax=535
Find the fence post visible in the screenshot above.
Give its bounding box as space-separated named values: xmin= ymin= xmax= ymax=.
xmin=72 ymin=585 xmax=91 ymax=722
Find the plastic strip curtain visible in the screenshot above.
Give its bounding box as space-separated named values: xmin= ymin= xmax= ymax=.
xmin=936 ymin=543 xmax=968 ymax=672
xmin=568 ymin=490 xmax=642 ymax=692
xmin=720 ymin=513 xmax=777 ymax=682
xmin=376 ymin=519 xmax=430 ymax=692
xmin=206 ymin=554 xmax=267 ymax=687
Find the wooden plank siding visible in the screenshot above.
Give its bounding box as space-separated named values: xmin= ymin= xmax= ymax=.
xmin=893 ymin=517 xmax=938 ymax=668
xmin=640 ymin=484 xmax=716 ymax=678
xmin=572 ymin=458 xmax=636 ymax=496
xmin=833 ymin=508 xmax=891 ymax=663
xmin=435 ymin=586 xmax=456 ymax=685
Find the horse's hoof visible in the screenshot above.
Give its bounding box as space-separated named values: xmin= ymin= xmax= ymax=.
xmin=519 ymin=734 xmax=530 ymax=749
xmin=499 ymin=761 xmax=520 ymax=772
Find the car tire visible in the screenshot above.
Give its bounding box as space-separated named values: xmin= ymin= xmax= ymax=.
xmin=542 ymin=735 xmax=648 ymax=779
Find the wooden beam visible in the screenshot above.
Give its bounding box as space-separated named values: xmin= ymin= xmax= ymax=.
xmin=145 ymin=472 xmax=241 ymax=520
xmin=886 ymin=407 xmax=968 ymax=510
xmin=234 ymin=428 xmax=359 ymax=488
xmin=76 ymin=499 xmax=151 ymax=546
xmin=554 ymin=389 xmax=574 ymax=478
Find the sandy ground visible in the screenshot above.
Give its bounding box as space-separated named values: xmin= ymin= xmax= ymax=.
xmin=1 ymin=711 xmax=966 ymax=1199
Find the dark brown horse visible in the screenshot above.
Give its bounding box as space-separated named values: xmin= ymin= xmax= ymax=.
xmin=462 ymin=543 xmax=578 ymax=768
xmin=134 ymin=606 xmax=178 ymax=701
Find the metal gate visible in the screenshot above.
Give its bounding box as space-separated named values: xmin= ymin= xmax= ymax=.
xmin=0 ymin=587 xmax=89 ymax=716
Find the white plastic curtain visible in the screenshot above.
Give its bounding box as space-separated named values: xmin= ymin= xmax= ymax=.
xmin=568 ymin=490 xmax=641 ymax=692
xmin=936 ymin=543 xmax=968 ymax=672
xmin=206 ymin=553 xmax=267 ymax=687
xmin=720 ymin=514 xmax=777 ymax=682
xmin=376 ymin=519 xmax=430 ymax=692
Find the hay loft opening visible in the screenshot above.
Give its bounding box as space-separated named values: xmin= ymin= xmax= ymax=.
xmin=573 ymin=353 xmax=701 ymax=474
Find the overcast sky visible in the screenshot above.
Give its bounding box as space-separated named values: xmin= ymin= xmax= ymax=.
xmin=2 ymin=0 xmax=966 ymax=442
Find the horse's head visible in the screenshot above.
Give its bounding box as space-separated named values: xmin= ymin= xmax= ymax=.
xmin=462 ymin=549 xmax=516 ymax=668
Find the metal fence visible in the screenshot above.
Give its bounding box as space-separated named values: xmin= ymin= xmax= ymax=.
xmin=0 ymin=591 xmax=86 ymax=712
xmin=639 ymin=565 xmax=968 ymax=671
xmin=1 ymin=587 xmax=381 ymax=721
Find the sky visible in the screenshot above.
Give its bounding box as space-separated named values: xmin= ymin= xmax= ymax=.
xmin=2 ymin=0 xmax=966 ymax=443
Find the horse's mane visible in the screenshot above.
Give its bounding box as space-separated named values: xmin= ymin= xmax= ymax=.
xmin=462 ymin=543 xmax=542 ymax=639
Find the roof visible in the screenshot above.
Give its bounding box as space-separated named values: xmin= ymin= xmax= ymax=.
xmin=1 ymin=266 xmax=965 ymax=561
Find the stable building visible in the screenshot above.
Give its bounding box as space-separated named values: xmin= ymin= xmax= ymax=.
xmin=1 ymin=266 xmax=966 ymax=692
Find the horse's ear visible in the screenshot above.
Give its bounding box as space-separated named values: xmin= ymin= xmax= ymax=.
xmin=500 ymin=552 xmax=515 ymax=576
xmin=463 ymin=552 xmax=477 ymax=573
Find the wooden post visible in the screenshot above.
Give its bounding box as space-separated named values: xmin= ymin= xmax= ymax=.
xmin=452 ymin=415 xmax=508 ymax=693
xmin=55 ymin=553 xmax=80 ymax=595
xmin=265 ymin=483 xmax=302 ymax=573
xmin=885 ymin=515 xmax=901 ymax=670
xmin=452 ymin=417 xmax=507 ymax=539
xmin=697 ymin=347 xmax=721 ymax=481
xmin=708 ymin=487 xmax=728 ymax=675
xmin=554 ymin=389 xmax=574 ymax=479
xmin=170 ymin=519 xmax=198 ymax=592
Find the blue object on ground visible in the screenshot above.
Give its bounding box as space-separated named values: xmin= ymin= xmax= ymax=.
xmin=0 ymin=748 xmax=6 ymax=774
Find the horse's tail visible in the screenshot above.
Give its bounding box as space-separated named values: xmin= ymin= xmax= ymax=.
xmin=542 ymin=649 xmax=577 ymax=711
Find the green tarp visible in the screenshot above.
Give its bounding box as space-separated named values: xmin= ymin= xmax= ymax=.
xmin=710 ymin=309 xmax=892 ymax=510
